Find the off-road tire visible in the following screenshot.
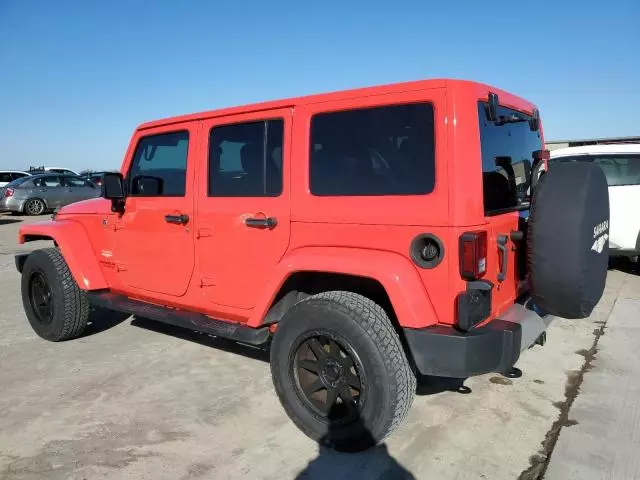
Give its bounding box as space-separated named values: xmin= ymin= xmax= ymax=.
xmin=528 ymin=162 xmax=609 ymax=318
xmin=21 ymin=248 xmax=90 ymax=341
xmin=270 ymin=291 xmax=415 ymax=452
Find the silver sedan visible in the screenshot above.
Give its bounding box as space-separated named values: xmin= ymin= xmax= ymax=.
xmin=0 ymin=174 xmax=100 ymax=215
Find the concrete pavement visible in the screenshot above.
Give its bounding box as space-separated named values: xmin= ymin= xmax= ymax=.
xmin=1 ymin=214 xmax=638 ymax=479
xmin=545 ymin=271 xmax=640 ymax=480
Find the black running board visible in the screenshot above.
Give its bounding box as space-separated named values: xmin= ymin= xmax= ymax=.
xmin=87 ymin=292 xmax=270 ymax=346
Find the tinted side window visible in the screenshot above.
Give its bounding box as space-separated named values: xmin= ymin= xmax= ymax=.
xmin=62 ymin=176 xmax=91 ymax=187
xmin=12 ymin=172 xmax=29 ymax=180
xmin=0 ymin=173 xmax=12 ymax=183
xmin=209 ymin=119 xmax=283 ymax=197
xmin=33 ymin=176 xmax=62 ymax=187
xmin=129 ymin=131 xmax=189 ymax=196
xmin=5 ymin=177 xmax=32 ymax=188
xmin=309 ymin=103 xmax=435 ymax=196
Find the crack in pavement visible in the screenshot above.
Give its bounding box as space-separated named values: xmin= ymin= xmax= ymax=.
xmin=518 ymin=292 xmax=619 ymax=480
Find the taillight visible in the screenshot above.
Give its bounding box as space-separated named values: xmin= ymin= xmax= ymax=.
xmin=459 ymin=231 xmax=487 ymax=280
xmin=4 ymin=188 xmax=14 ymax=198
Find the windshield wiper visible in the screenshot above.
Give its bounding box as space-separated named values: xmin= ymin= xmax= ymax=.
xmin=495 ymin=114 xmax=529 ymax=126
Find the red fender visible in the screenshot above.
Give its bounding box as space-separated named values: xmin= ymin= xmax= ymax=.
xmin=248 ymin=247 xmax=437 ymax=329
xmin=18 ymin=220 xmax=108 ymax=291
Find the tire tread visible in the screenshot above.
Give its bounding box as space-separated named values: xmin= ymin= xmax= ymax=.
xmin=295 ymin=291 xmax=415 ymax=442
xmin=23 ymin=248 xmax=89 ymax=341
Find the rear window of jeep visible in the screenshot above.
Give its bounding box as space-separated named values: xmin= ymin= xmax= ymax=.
xmin=478 ymin=102 xmax=542 ymax=215
xmin=309 ymin=103 xmax=435 ymax=196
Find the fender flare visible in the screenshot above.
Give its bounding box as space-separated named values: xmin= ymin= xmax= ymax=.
xmin=18 ymin=220 xmax=108 ymax=290
xmin=248 ymin=247 xmax=437 ymax=329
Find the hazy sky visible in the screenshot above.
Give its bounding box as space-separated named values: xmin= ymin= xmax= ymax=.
xmin=1 ymin=0 xmax=638 ymax=171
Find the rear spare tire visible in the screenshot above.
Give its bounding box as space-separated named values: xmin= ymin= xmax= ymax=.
xmin=528 ymin=162 xmax=609 ymax=318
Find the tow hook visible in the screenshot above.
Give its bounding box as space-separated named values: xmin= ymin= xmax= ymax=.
xmin=535 ymin=331 xmax=547 ymax=346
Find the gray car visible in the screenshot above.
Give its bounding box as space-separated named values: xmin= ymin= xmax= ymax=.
xmin=0 ymin=174 xmax=100 ymax=215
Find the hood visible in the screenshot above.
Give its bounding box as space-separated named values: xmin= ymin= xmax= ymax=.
xmin=56 ymin=198 xmax=112 ymax=215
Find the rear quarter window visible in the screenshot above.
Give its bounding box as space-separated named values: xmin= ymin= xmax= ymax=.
xmin=4 ymin=176 xmax=32 ymax=188
xmin=309 ymin=102 xmax=435 ymax=196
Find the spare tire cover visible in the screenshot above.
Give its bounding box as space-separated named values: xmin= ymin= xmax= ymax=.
xmin=528 ymin=162 xmax=609 ymax=319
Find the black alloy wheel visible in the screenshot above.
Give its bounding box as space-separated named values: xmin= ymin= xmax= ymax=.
xmin=292 ymin=332 xmax=365 ymax=423
xmin=29 ymin=271 xmax=54 ymax=325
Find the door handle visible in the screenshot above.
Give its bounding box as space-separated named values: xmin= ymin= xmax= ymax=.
xmin=497 ymin=234 xmax=508 ymax=282
xmin=245 ymin=216 xmax=277 ymax=229
xmin=165 ymin=214 xmax=190 ymax=225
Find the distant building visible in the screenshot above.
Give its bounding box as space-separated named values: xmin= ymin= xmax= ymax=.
xmin=546 ymin=135 xmax=640 ymax=151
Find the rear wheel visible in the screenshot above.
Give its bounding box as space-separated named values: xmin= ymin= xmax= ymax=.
xmin=24 ymin=198 xmax=46 ymax=216
xmin=21 ymin=248 xmax=90 ymax=341
xmin=270 ymin=291 xmax=415 ymax=452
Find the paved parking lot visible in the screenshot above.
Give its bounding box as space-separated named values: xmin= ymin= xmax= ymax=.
xmin=1 ymin=214 xmax=638 ymax=480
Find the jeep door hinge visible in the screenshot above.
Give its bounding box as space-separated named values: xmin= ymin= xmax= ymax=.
xmin=197 ymin=228 xmax=212 ymax=239
xmin=200 ymin=276 xmax=216 ymax=287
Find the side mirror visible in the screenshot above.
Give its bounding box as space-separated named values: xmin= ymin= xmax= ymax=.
xmin=101 ymin=172 xmax=125 ymax=199
xmin=101 ymin=172 xmax=125 ymax=213
xmin=132 ymin=175 xmax=163 ymax=196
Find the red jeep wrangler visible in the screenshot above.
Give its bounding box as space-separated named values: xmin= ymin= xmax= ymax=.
xmin=15 ymin=79 xmax=609 ymax=451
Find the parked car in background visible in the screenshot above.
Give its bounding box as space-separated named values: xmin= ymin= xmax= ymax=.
xmin=0 ymin=174 xmax=100 ymax=215
xmin=550 ymin=144 xmax=640 ymax=260
xmin=0 ymin=170 xmax=31 ymax=187
xmin=28 ymin=166 xmax=79 ymax=176
xmin=81 ymin=171 xmax=110 ymax=187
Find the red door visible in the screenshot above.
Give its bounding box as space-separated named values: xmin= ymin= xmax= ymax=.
xmin=115 ymin=123 xmax=197 ymax=297
xmin=484 ymin=212 xmax=522 ymax=316
xmin=476 ymin=98 xmax=542 ymax=318
xmin=195 ymin=109 xmax=292 ymax=310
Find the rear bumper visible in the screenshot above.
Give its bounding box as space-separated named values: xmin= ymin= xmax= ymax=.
xmin=0 ymin=197 xmax=24 ymax=212
xmin=404 ymin=298 xmax=552 ymax=378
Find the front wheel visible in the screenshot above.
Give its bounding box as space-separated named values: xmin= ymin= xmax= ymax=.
xmin=270 ymin=291 xmax=415 ymax=452
xmin=21 ymin=248 xmax=90 ymax=341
